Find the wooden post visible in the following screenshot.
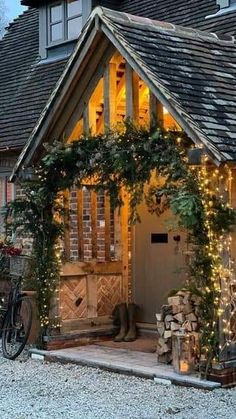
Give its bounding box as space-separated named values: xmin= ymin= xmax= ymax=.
xmin=91 ymin=190 xmax=97 ymax=259
xmin=104 ymin=61 xmax=117 ymax=129
xmin=87 ymin=275 xmax=98 ymax=318
xmin=83 ymin=101 xmax=97 ymax=134
xmin=105 ymin=193 xmax=111 ymax=261
xmin=91 ymin=78 xmax=104 ymax=133
xmin=121 ymin=189 xmax=129 ymax=302
xmin=68 ymin=119 xmax=83 ymax=143
xmin=77 ymin=189 xmax=84 ymax=260
xmin=149 ymin=92 xmax=164 ymax=128
xmin=63 ymin=189 xmax=70 ymax=260
xmin=126 ymin=63 xmax=139 ymax=122
xmin=104 ymin=61 xmax=118 ymax=262
xmin=122 ymin=64 xmax=140 ymax=302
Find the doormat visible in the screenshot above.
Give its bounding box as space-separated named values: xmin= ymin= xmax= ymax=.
xmin=94 ymin=337 xmax=157 ymax=353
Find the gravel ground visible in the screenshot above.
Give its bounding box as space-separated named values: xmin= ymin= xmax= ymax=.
xmin=0 ymin=354 xmax=235 ymax=419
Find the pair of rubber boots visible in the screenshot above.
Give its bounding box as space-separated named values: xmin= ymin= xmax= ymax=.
xmin=114 ymin=303 xmax=137 ymax=342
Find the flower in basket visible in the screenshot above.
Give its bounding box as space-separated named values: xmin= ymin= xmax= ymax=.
xmin=0 ymin=242 xmax=22 ymax=256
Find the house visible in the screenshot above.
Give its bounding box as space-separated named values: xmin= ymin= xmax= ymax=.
xmin=1 ymin=0 xmax=236 ymax=384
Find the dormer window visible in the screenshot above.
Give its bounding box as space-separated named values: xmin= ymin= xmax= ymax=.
xmin=48 ymin=0 xmax=83 ymax=45
xmin=37 ymin=0 xmax=92 ymax=60
xmin=217 ymin=0 xmax=236 ymax=8
xmin=206 ymin=0 xmax=236 ymax=18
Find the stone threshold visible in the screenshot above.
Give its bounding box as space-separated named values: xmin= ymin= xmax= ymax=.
xmin=30 ymin=345 xmax=221 ymax=391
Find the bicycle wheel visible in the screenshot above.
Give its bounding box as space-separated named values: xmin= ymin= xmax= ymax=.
xmin=2 ymin=296 xmax=32 ymax=360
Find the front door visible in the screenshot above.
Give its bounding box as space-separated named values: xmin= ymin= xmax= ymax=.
xmin=133 ymin=203 xmax=187 ymax=324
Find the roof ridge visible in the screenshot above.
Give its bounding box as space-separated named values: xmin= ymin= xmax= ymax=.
xmin=100 ymin=7 xmax=236 ymax=45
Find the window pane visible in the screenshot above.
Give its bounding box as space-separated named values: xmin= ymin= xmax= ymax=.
xmin=51 ymin=22 xmax=63 ymax=42
xmin=68 ymin=16 xmax=82 ymax=39
xmin=67 ymin=0 xmax=82 ymax=18
xmin=50 ymin=4 xmax=63 ymax=23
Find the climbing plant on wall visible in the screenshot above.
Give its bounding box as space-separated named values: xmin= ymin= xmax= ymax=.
xmin=7 ymin=121 xmax=236 ymax=366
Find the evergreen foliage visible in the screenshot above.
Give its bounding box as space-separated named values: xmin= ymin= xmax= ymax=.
xmin=7 ymin=122 xmax=236 ymax=365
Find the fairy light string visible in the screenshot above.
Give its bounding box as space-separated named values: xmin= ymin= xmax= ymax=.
xmin=198 ymin=156 xmax=236 ymax=360
xmin=7 ymin=123 xmax=236 ymax=361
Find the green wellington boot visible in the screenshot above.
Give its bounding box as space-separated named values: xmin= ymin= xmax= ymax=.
xmin=113 ymin=303 xmax=128 ymax=342
xmin=124 ymin=303 xmax=137 ymax=342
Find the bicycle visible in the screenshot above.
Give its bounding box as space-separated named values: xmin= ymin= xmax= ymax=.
xmin=1 ymin=255 xmax=32 ymax=360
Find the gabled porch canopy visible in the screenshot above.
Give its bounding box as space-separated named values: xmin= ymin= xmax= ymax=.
xmin=12 ymin=6 xmax=236 ymax=179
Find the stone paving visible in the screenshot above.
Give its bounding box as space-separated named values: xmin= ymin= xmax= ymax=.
xmin=32 ymin=345 xmax=220 ymax=390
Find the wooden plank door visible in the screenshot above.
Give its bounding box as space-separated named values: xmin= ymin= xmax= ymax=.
xmin=133 ymin=203 xmax=187 ymax=324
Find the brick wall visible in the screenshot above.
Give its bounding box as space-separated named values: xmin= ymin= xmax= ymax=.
xmin=14 ymin=183 xmax=33 ymax=254
xmin=68 ymin=187 xmax=117 ymax=262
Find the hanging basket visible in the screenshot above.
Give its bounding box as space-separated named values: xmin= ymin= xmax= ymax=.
xmin=9 ymin=255 xmax=31 ymax=277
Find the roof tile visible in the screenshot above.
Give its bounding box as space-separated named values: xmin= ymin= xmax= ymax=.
xmin=0 ymin=9 xmax=67 ymax=150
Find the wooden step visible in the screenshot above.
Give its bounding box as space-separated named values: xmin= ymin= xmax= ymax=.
xmin=44 ymin=324 xmax=117 ymax=351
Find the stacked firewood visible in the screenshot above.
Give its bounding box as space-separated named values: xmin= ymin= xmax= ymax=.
xmin=156 ymin=290 xmax=201 ymax=363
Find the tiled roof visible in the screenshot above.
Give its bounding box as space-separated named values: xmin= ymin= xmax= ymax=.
xmin=100 ymin=9 xmax=236 ymax=160
xmin=99 ymin=0 xmax=236 ymax=38
xmin=117 ymin=0 xmax=218 ymax=25
xmin=0 ymin=8 xmax=67 ymax=151
xmin=15 ymin=7 xmax=236 ymax=169
xmin=4 ymin=1 xmax=236 ymax=161
xmin=23 ymin=1 xmax=236 ymax=38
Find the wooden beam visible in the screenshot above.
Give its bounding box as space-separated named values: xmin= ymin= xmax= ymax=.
xmin=83 ymin=101 xmax=97 ymax=135
xmin=55 ymin=41 xmax=115 ymax=140
xmin=77 ymin=189 xmax=84 ymax=260
xmin=101 ymin=24 xmax=224 ymax=164
xmin=20 ymin=27 xmax=102 ymax=169
xmin=116 ymin=73 xmax=125 ymax=104
xmin=91 ymin=190 xmax=97 ymax=259
xmin=105 ymin=193 xmax=111 ymax=261
xmin=96 ymin=113 xmax=104 ymax=134
xmin=104 ymin=59 xmax=122 ymax=263
xmin=121 ymin=189 xmax=129 ymax=302
xmin=113 ymin=208 xmax=121 ymax=261
xmin=149 ymin=92 xmax=164 ymax=128
xmin=68 ymin=119 xmax=83 ymax=143
xmin=97 ymin=69 xmax=125 ymax=132
xmin=104 ymin=61 xmax=117 ymax=127
xmin=126 ymin=63 xmax=139 ymax=122
xmin=64 ymin=189 xmax=70 ymax=260
xmin=110 ymin=51 xmax=124 ymax=67
xmin=90 ymin=78 xmax=103 ymax=104
xmin=86 ymin=275 xmax=98 ymax=318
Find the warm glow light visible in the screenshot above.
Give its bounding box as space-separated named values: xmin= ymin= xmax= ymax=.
xmin=163 ymin=107 xmax=169 ymax=115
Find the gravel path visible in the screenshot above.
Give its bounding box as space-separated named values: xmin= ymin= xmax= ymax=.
xmin=0 ymin=354 xmax=235 ymax=419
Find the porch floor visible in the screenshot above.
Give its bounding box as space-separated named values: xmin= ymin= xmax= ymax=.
xmin=31 ymin=344 xmax=221 ymax=390
xmin=94 ymin=336 xmax=157 ymax=353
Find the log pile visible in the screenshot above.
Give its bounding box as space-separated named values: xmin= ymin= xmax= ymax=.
xmin=156 ymin=290 xmax=201 ymax=364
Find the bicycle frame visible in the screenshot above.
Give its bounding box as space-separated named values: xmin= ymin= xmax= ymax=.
xmin=0 ymin=276 xmax=23 ymax=333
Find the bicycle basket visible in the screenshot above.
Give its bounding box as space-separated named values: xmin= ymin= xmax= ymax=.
xmin=9 ymin=255 xmax=31 ymax=277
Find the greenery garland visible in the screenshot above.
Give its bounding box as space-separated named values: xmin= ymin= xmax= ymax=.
xmin=7 ymin=121 xmax=236 ymax=366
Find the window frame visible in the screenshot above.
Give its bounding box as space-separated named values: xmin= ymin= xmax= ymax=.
xmin=218 ymin=0 xmax=236 ymax=8
xmin=48 ymin=1 xmax=64 ymax=45
xmin=206 ymin=0 xmax=236 ymax=18
xmin=0 ymin=175 xmax=16 ymax=237
xmin=0 ymin=176 xmax=16 ymax=208
xmin=47 ymin=0 xmax=83 ymax=46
